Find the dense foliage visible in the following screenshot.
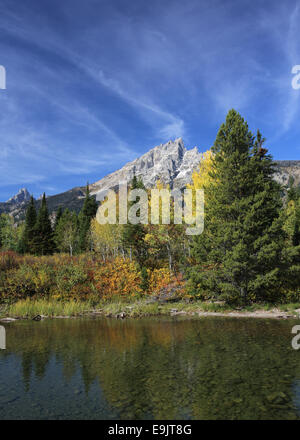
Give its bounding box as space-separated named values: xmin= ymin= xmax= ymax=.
xmin=0 ymin=252 xmax=181 ymax=304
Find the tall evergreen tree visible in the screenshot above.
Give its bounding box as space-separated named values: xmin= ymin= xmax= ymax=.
xmin=0 ymin=214 xmax=7 ymax=248
xmin=19 ymin=196 xmax=37 ymax=254
xmin=281 ymin=198 xmax=300 ymax=297
xmin=121 ymin=175 xmax=148 ymax=265
xmin=287 ymin=177 xmax=300 ymax=203
xmin=34 ymin=193 xmax=54 ymax=255
xmin=78 ymin=184 xmax=98 ymax=252
xmin=187 ymin=109 xmax=292 ymax=304
xmin=54 ymin=206 xmax=63 ymax=231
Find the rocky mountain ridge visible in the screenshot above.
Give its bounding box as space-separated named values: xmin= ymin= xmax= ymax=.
xmin=90 ymin=138 xmax=203 ymax=195
xmin=6 ymin=188 xmax=31 ymax=205
xmin=1 ymin=138 xmax=300 ymax=221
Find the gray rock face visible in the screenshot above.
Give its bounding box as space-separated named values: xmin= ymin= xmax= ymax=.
xmin=6 ymin=188 xmax=31 ymax=205
xmin=90 ymin=138 xmax=204 ymax=194
xmin=274 ymin=161 xmax=300 ymax=187
xmin=90 ymin=138 xmax=300 ymax=196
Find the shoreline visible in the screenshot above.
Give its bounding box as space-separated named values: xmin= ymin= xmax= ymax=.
xmin=1 ymin=300 xmax=299 ymax=321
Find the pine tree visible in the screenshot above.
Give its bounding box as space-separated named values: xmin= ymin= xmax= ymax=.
xmin=0 ymin=214 xmax=6 ymax=248
xmin=19 ymin=196 xmax=37 ymax=254
xmin=287 ymin=177 xmax=300 ymax=203
xmin=281 ymin=198 xmax=300 ymax=297
xmin=187 ymin=109 xmax=289 ymax=304
xmin=53 ymin=206 xmax=64 ymax=252
xmin=54 ymin=206 xmax=63 ymax=231
xmin=78 ymin=184 xmax=98 ymax=252
xmin=121 ymin=175 xmax=148 ymax=265
xmin=34 ymin=193 xmax=54 ymax=255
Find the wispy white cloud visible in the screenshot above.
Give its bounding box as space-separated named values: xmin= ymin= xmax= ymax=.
xmin=95 ymin=69 xmax=185 ymax=140
xmin=159 ymin=119 xmax=185 ymax=139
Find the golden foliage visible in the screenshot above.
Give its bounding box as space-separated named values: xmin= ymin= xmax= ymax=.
xmin=0 ymin=252 xmax=184 ymax=303
xmin=187 ymin=149 xmax=214 ymax=191
xmin=94 ymin=257 xmax=143 ymax=299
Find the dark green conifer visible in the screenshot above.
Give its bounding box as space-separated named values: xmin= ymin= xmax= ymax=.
xmin=187 ymin=109 xmax=289 ymax=304
xmin=19 ymin=196 xmax=37 ymax=254
xmin=54 ymin=206 xmax=63 ymax=231
xmin=121 ymin=175 xmax=148 ymax=265
xmin=78 ymin=184 xmax=98 ymax=252
xmin=34 ymin=193 xmax=54 ymax=255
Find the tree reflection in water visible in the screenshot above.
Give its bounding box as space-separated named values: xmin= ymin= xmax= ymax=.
xmin=0 ymin=317 xmax=300 ymax=420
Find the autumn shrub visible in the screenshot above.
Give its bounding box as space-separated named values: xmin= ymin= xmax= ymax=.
xmin=53 ymin=263 xmax=88 ymax=298
xmin=1 ymin=265 xmax=38 ymax=300
xmin=148 ymin=268 xmax=187 ymax=299
xmin=0 ymin=263 xmax=55 ymax=301
xmin=94 ymin=257 xmax=143 ymax=300
xmin=0 ymin=251 xmax=21 ymax=271
xmin=148 ymin=268 xmax=172 ymax=294
xmin=0 ymin=252 xmax=186 ymax=304
xmin=31 ymin=264 xmax=55 ymax=295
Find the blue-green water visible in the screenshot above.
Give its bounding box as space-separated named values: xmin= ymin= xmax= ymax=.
xmin=0 ymin=316 xmax=300 ymax=420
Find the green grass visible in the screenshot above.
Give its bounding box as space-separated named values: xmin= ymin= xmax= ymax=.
xmin=277 ymin=303 xmax=300 ymax=312
xmin=5 ymin=298 xmax=94 ymax=319
xmin=99 ymin=300 xmax=246 ymax=317
xmin=0 ymin=298 xmax=231 ymax=319
xmin=1 ymin=298 xmax=300 ymax=320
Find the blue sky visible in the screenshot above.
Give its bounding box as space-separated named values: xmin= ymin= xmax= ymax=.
xmin=0 ymin=0 xmax=300 ymax=201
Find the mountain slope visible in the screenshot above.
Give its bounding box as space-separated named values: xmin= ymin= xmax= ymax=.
xmin=273 ymin=161 xmax=300 ymax=187
xmin=0 ymin=187 xmax=86 ymax=223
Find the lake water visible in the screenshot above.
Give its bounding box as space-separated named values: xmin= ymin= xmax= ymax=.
xmin=0 ymin=316 xmax=300 ymax=420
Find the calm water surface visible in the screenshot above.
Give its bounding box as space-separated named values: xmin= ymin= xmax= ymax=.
xmin=0 ymin=316 xmax=300 ymax=420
